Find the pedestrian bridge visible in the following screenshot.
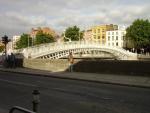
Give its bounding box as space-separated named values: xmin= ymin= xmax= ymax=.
xmin=14 ymin=41 xmax=137 ymax=60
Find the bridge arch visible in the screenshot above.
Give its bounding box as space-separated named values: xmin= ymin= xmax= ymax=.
xmin=14 ymin=41 xmax=137 ymax=60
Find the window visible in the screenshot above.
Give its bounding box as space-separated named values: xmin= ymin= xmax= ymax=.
xmin=102 ymin=29 xmax=105 ymax=32
xmin=108 ymin=36 xmax=110 ymax=41
xmin=116 ymin=32 xmax=118 ymax=35
xmin=116 ymin=42 xmax=118 ymax=46
xmin=112 ymin=36 xmax=114 ymax=41
xmin=94 ymin=35 xmax=96 ymax=39
xmin=112 ymin=32 xmax=114 ymax=35
xmin=108 ymin=43 xmax=110 ymax=46
xmin=98 ymin=29 xmax=100 ymax=33
xmin=98 ymin=36 xmax=100 ymax=39
xmin=108 ymin=32 xmax=110 ymax=35
xmin=123 ymin=36 xmax=125 ymax=40
xmin=116 ymin=36 xmax=118 ymax=40
xmin=102 ymin=35 xmax=105 ymax=39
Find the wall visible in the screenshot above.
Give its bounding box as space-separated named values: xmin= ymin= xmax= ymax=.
xmin=23 ymin=59 xmax=80 ymax=72
xmin=73 ymin=60 xmax=150 ymax=76
xmin=23 ymin=59 xmax=150 ymax=75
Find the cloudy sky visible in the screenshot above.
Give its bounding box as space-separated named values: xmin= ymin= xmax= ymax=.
xmin=0 ymin=0 xmax=150 ymax=37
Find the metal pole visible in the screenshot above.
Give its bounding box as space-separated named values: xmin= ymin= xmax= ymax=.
xmin=28 ymin=35 xmax=29 ymax=47
xmin=32 ymin=36 xmax=34 ymax=46
xmin=4 ymin=43 xmax=7 ymax=56
xmin=32 ymin=90 xmax=40 ymax=113
xmin=32 ymin=102 xmax=38 ymax=113
xmin=79 ymin=32 xmax=80 ymax=43
xmin=64 ymin=31 xmax=71 ymax=42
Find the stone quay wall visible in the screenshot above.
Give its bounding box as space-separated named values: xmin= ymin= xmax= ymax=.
xmin=22 ymin=59 xmax=150 ymax=75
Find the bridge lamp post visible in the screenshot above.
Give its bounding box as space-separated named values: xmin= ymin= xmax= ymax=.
xmin=28 ymin=35 xmax=30 ymax=48
xmin=79 ymin=32 xmax=80 ymax=43
xmin=63 ymin=31 xmax=71 ymax=42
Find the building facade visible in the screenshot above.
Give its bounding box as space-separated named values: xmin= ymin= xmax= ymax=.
xmin=12 ymin=35 xmax=21 ymax=49
xmin=83 ymin=29 xmax=92 ymax=42
xmin=91 ymin=24 xmax=118 ymax=44
xmin=106 ymin=26 xmax=126 ymax=48
xmin=30 ymin=27 xmax=58 ymax=39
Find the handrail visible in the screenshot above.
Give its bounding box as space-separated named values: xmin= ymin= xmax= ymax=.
xmin=13 ymin=41 xmax=137 ymax=59
xmin=9 ymin=106 xmax=36 ymax=113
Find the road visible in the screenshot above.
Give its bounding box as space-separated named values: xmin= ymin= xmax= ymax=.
xmin=0 ymin=71 xmax=150 ymax=113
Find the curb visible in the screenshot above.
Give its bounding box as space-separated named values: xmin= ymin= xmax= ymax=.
xmin=0 ymin=68 xmax=150 ymax=89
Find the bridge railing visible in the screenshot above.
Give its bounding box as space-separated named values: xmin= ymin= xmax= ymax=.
xmin=13 ymin=41 xmax=137 ymax=59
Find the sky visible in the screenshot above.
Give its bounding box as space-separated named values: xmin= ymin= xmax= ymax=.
xmin=0 ymin=0 xmax=150 ymax=37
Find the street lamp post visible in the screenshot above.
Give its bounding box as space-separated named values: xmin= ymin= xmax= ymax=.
xmin=32 ymin=90 xmax=40 ymax=113
xmin=28 ymin=35 xmax=30 ymax=48
xmin=1 ymin=35 xmax=10 ymax=56
xmin=63 ymin=31 xmax=71 ymax=42
xmin=79 ymin=32 xmax=80 ymax=42
xmin=79 ymin=32 xmax=82 ymax=44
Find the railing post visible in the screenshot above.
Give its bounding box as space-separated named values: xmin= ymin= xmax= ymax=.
xmin=32 ymin=90 xmax=40 ymax=113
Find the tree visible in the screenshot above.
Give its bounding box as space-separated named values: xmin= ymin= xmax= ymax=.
xmin=0 ymin=44 xmax=4 ymax=52
xmin=64 ymin=26 xmax=82 ymax=41
xmin=80 ymin=31 xmax=84 ymax=40
xmin=16 ymin=33 xmax=32 ymax=49
xmin=35 ymin=30 xmax=55 ymax=45
xmin=126 ymin=19 xmax=150 ymax=48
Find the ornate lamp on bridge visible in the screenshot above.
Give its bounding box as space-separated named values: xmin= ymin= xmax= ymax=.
xmin=63 ymin=30 xmax=71 ymax=42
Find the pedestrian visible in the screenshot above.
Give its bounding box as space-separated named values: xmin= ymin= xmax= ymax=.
xmin=10 ymin=53 xmax=16 ymax=68
xmin=68 ymin=52 xmax=74 ymax=72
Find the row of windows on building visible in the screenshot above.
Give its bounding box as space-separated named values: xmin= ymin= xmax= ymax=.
xmin=108 ymin=42 xmax=123 ymax=46
xmin=93 ymin=35 xmax=105 ymax=39
xmin=107 ymin=36 xmax=125 ymax=41
xmin=93 ymin=29 xmax=105 ymax=33
xmin=107 ymin=31 xmax=125 ymax=35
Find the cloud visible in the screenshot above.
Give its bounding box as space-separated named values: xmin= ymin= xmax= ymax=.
xmin=0 ymin=0 xmax=150 ymax=37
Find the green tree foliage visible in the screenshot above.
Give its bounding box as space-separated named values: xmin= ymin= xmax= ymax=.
xmin=126 ymin=19 xmax=150 ymax=48
xmin=80 ymin=31 xmax=84 ymax=40
xmin=16 ymin=33 xmax=32 ymax=49
xmin=35 ymin=30 xmax=55 ymax=45
xmin=0 ymin=45 xmax=4 ymax=52
xmin=64 ymin=26 xmax=81 ymax=41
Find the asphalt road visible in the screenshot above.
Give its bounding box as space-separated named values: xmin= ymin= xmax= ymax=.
xmin=0 ymin=71 xmax=150 ymax=113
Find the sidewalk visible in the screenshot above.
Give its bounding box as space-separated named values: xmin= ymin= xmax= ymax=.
xmin=0 ymin=66 xmax=150 ymax=88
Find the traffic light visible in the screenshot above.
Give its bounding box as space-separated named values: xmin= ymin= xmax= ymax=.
xmin=1 ymin=35 xmax=9 ymax=44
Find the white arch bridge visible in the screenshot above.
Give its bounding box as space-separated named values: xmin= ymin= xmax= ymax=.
xmin=14 ymin=41 xmax=138 ymax=60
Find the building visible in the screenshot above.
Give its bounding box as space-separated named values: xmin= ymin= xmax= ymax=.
xmin=30 ymin=27 xmax=58 ymax=39
xmin=0 ymin=42 xmax=3 ymax=47
xmin=91 ymin=24 xmax=118 ymax=44
xmin=106 ymin=26 xmax=126 ymax=48
xmin=83 ymin=29 xmax=92 ymax=42
xmin=7 ymin=41 xmax=13 ymax=54
xmin=12 ymin=35 xmax=21 ymax=49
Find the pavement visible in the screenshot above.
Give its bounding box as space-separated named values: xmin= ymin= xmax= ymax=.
xmin=0 ymin=65 xmax=150 ymax=88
